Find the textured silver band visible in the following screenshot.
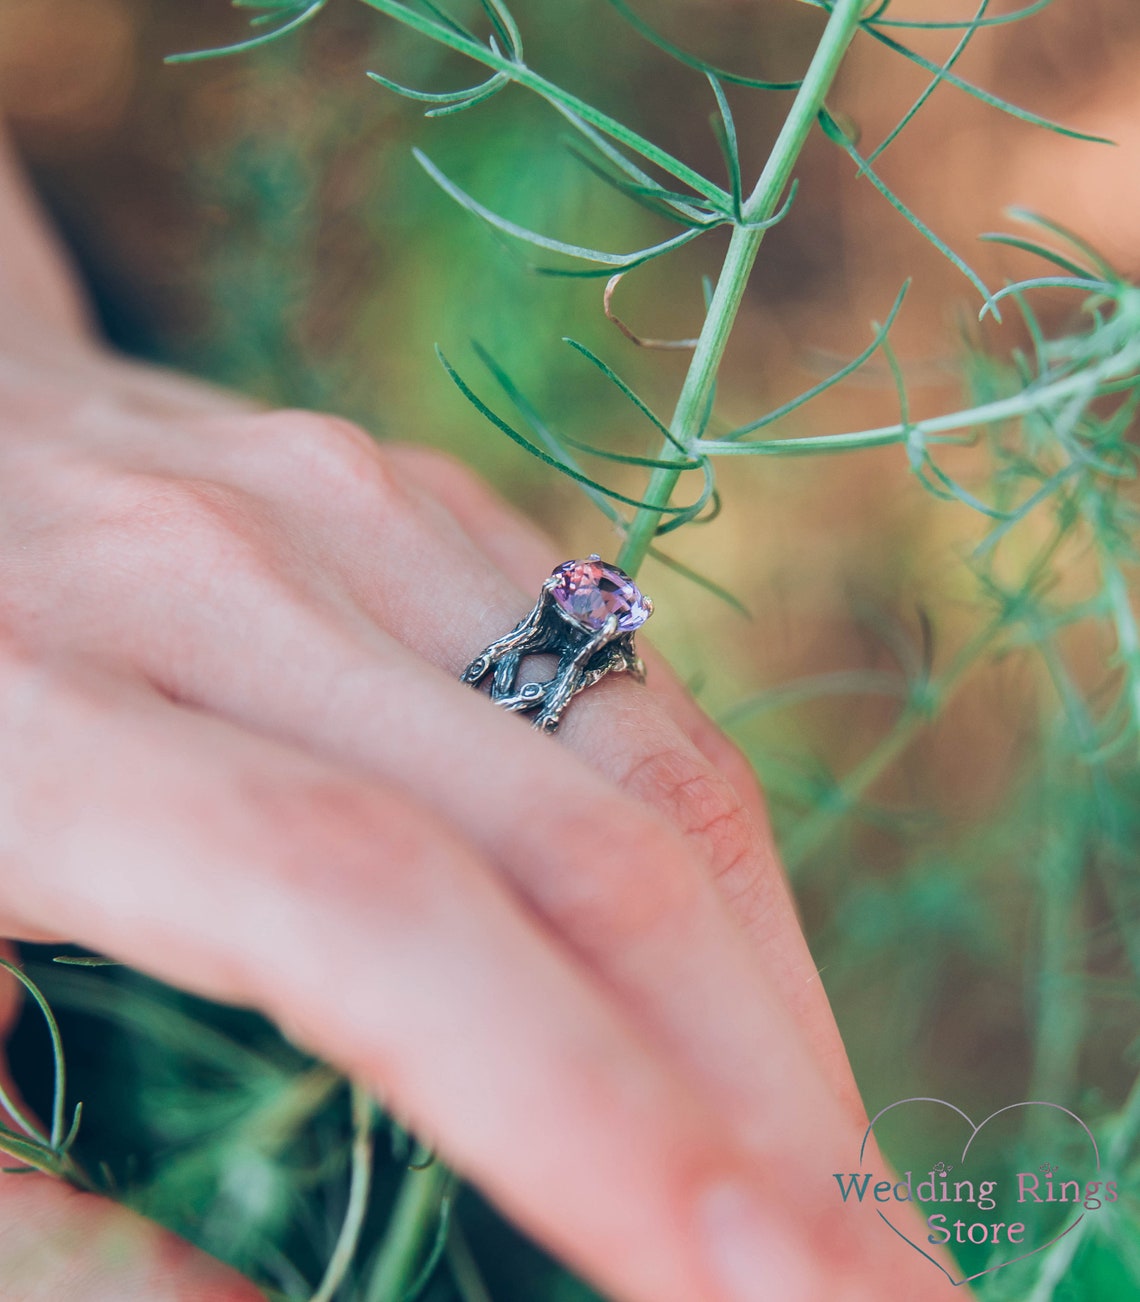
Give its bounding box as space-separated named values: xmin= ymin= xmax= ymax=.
xmin=460 ymin=565 xmax=649 ymax=734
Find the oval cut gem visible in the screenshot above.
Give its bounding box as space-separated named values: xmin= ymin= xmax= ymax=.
xmin=549 ymin=557 xmax=652 ymax=633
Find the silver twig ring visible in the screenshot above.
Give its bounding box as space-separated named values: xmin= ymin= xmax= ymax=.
xmin=461 ymin=555 xmax=653 ymax=734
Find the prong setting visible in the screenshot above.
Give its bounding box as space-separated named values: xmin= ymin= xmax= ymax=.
xmin=461 ymin=558 xmax=652 ymax=732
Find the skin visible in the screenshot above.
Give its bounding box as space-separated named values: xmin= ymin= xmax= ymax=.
xmin=0 ymin=122 xmax=956 ymax=1302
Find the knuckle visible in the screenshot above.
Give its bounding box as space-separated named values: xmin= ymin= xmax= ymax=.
xmin=238 ymin=409 xmax=401 ymax=508
xmin=94 ymin=472 xmax=269 ymax=587
xmin=97 ymin=470 xmax=243 ymax=543
xmin=382 ymin=443 xmax=522 ymax=534
xmin=620 ymin=746 xmax=759 ymax=888
xmin=384 ymin=442 xmax=482 ymax=494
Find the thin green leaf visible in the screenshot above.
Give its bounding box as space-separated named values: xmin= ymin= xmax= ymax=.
xmin=309 ymin=1085 xmax=374 ymax=1302
xmin=532 ymin=227 xmax=707 ymax=278
xmin=1036 ymin=381 xmax=1131 ymax=479
xmin=560 ymin=338 xmax=681 ymax=446
xmin=0 ymin=1072 xmax=46 ymax=1148
xmin=982 ymin=276 xmax=1115 ymax=319
xmin=366 ymin=68 xmax=507 ymax=105
xmin=724 ymin=280 xmax=910 ymax=439
xmin=724 ymin=670 xmax=909 ymax=726
xmin=51 ymin=955 xmax=121 ymax=967
xmin=446 ymin=1219 xmax=496 ymax=1302
xmin=424 ymin=77 xmax=511 ymax=117
xmin=864 ymin=26 xmax=1116 ymax=146
xmin=604 ymin=0 xmax=801 ymax=90
xmin=739 ymin=178 xmax=799 ymax=232
xmin=1090 ymin=392 xmax=1140 ymax=459
xmin=356 ymin=0 xmax=731 ymax=205
xmin=707 ymin=74 xmax=743 ymax=219
xmin=696 ymin=374 xmax=717 ymax=438
xmin=862 ymin=0 xmax=990 ymax=171
xmin=549 ymin=101 xmax=728 ymax=221
xmin=973 ymin=464 xmax=1082 ymax=557
xmin=166 ymin=0 xmax=326 ymax=63
xmin=980 ymin=233 xmax=1097 ymax=283
xmin=612 ymin=181 xmax=723 ymax=218
xmin=0 ymin=1129 xmax=62 ymax=1177
xmin=563 ymin=143 xmax=723 ymax=229
xmin=819 ymin=108 xmax=997 ymax=314
xmin=60 ymin=1102 xmax=84 ymax=1155
xmin=868 ymin=0 xmax=1055 ymax=28
xmin=476 ymin=338 xmax=714 ymax=531
xmin=702 ymin=488 xmax=723 ymax=525
xmin=412 ymin=0 xmax=480 ymax=43
xmin=880 ymin=330 xmax=911 ymax=429
xmin=476 ymin=0 xmax=521 ymax=59
xmin=414 ymin=149 xmax=708 ymax=269
xmin=436 ymin=348 xmax=692 ymax=513
xmin=915 ymin=449 xmax=1012 ymax=518
xmin=655 ymin=464 xmax=718 ymax=532
xmin=400 ymin=1181 xmax=455 ymax=1301
xmin=458 ymin=354 xmax=623 ymax=525
xmin=1006 ymin=207 xmax=1121 ymax=280
xmin=475 ymin=342 xmax=700 ymax=470
xmin=881 ymin=333 xmax=989 ymax=515
xmin=248 ymin=7 xmax=306 ymax=28
xmin=0 ymin=959 xmax=66 ymax=1148
xmin=646 ymin=547 xmax=751 ymax=617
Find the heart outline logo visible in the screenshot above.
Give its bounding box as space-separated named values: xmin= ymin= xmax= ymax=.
xmin=861 ymin=1098 xmax=1101 ymax=1287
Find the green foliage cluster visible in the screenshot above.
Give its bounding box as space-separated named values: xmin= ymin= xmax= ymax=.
xmin=7 ymin=1 xmax=1140 ymax=1299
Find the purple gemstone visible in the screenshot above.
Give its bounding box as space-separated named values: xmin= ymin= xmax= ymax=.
xmin=549 ymin=556 xmax=652 ymax=633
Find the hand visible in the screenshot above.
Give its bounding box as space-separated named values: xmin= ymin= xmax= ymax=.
xmin=0 ymin=328 xmax=955 ymax=1302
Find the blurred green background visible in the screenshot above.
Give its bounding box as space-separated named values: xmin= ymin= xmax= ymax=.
xmin=3 ymin=0 xmax=1140 ymax=1297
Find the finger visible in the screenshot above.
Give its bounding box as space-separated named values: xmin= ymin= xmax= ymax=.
xmin=0 ymin=649 xmax=898 ymax=1302
xmin=0 ymin=1174 xmax=265 ymax=1302
xmin=379 ymin=441 xmax=790 ymax=913
xmin=0 ymin=949 xmax=265 ymax=1301
xmin=17 ymin=420 xmax=859 ymax=1127
xmin=381 ymin=442 xmax=772 ymax=823
xmin=379 ymin=442 xmax=858 ymax=1109
xmin=0 ymin=121 xmax=91 ymax=341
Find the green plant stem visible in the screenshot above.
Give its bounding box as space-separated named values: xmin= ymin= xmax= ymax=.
xmin=1095 ymin=544 xmax=1140 ymax=757
xmin=446 ymin=1218 xmax=494 ymax=1302
xmin=770 ymin=515 xmax=1074 ymax=868
xmin=616 ymin=0 xmax=866 ymax=575
xmin=703 ymin=332 xmax=1140 ymax=455
xmin=366 ymin=1159 xmax=454 ymax=1301
xmin=308 ymin=1084 xmax=374 ymax=1302
xmin=1025 ymin=1064 xmax=1140 ymax=1302
xmin=1024 ymin=746 xmax=1085 ymax=1113
xmin=777 ymin=617 xmax=1002 ymax=869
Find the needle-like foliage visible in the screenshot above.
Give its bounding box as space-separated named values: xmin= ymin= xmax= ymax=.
xmin=25 ymin=4 xmax=1133 ymax=1301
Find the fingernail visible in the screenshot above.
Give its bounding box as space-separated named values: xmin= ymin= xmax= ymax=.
xmin=696 ymin=1182 xmax=822 ymax=1302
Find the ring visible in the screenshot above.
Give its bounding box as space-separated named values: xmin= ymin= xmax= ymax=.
xmin=461 ymin=555 xmax=653 ymax=733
